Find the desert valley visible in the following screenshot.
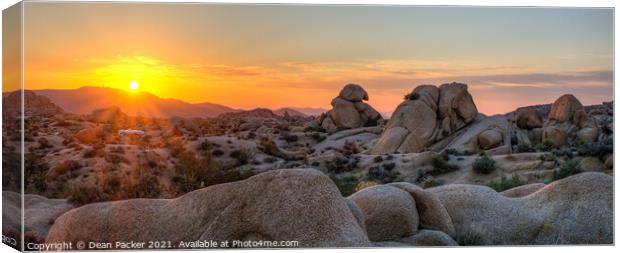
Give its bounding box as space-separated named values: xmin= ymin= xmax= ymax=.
xmin=1 ymin=82 xmax=614 ymax=248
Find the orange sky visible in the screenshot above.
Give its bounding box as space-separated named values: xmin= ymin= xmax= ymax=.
xmin=4 ymin=3 xmax=614 ymax=115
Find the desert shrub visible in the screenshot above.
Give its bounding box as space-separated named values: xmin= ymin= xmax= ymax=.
xmin=198 ymin=139 xmax=211 ymax=151
xmin=330 ymin=175 xmax=358 ymax=197
xmin=537 ymin=140 xmax=554 ymax=152
xmin=129 ymin=172 xmax=162 ymax=198
xmin=263 ymin=157 xmax=277 ymax=163
xmin=430 ymin=156 xmax=458 ymax=175
xmin=367 ymin=165 xmax=399 ymax=184
xmin=37 ymin=137 xmax=51 ymax=149
xmin=102 ymin=175 xmax=121 ymax=195
xmin=472 ymin=154 xmax=496 ymax=174
xmin=552 ymin=148 xmax=574 ymax=159
xmin=24 ymin=153 xmax=50 ymax=195
xmin=165 ymin=139 xmax=186 ymax=158
xmin=382 ymin=162 xmax=396 ymax=171
xmin=341 ymin=141 xmax=361 ymax=155
xmin=105 ymin=153 xmax=124 ymax=164
xmin=457 ymin=229 xmax=486 ymax=246
xmin=553 ymin=159 xmax=582 ymax=180
xmin=279 ymin=132 xmax=299 ymax=143
xmin=326 ymin=156 xmax=359 ymax=173
xmin=173 ymin=151 xmax=254 ymax=194
xmin=373 ymin=156 xmax=384 ymax=163
xmin=230 ymin=149 xmax=250 ymax=165
xmin=50 ymin=160 xmax=82 ymax=180
xmin=2 ymin=148 xmax=21 ymax=192
xmin=576 ymin=138 xmax=612 ymax=160
xmin=539 ymin=153 xmax=557 ymax=162
xmin=487 ymin=175 xmax=527 ymax=192
xmin=82 ymin=148 xmax=98 ymax=158
xmin=211 ymin=149 xmax=224 ymax=157
xmin=109 ymin=146 xmax=125 ymax=154
xmin=515 ymin=144 xmax=535 ymax=153
xmin=68 ymin=185 xmax=106 ymax=206
xmin=443 ymin=148 xmax=461 ymax=156
xmin=422 ymin=178 xmax=444 ymax=189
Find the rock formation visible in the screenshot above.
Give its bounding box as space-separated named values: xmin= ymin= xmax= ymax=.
xmin=46 ymin=169 xmax=371 ymax=248
xmin=543 ymin=94 xmax=599 ymax=144
xmin=348 ymin=185 xmax=419 ymax=241
xmin=428 ymin=172 xmax=613 ymax=245
xmin=313 ymin=84 xmax=383 ymax=133
xmin=371 ymin=83 xmax=479 ymax=154
xmin=2 ymin=191 xmax=74 ymax=238
xmin=515 ymin=109 xmax=544 ymax=130
xmin=436 ymin=115 xmax=512 ymax=155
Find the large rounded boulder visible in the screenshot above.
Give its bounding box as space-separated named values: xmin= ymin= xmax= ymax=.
xmin=348 ymin=185 xmax=419 ymax=242
xmin=46 ymin=169 xmax=371 ymax=248
xmin=428 ymin=172 xmax=613 ymax=245
xmin=515 ymin=109 xmax=543 ymax=129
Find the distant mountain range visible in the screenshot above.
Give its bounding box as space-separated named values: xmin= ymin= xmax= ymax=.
xmin=30 ymin=86 xmax=237 ymax=118
xmin=9 ymin=86 xmax=327 ymax=119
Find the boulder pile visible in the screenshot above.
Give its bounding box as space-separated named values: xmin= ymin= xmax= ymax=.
xmin=314 ymin=84 xmax=383 ymax=133
xmin=542 ymin=94 xmax=599 ymax=146
xmin=371 ymin=83 xmax=479 ymax=154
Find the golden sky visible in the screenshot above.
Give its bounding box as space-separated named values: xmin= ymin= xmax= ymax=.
xmin=5 ymin=3 xmax=614 ymax=115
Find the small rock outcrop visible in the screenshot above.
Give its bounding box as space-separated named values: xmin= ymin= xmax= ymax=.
xmin=371 ymin=83 xmax=478 ymax=154
xmin=435 ymin=115 xmax=512 ymax=155
xmin=543 ymin=94 xmax=598 ymax=144
xmin=46 ymin=169 xmax=371 ymax=248
xmin=428 ymin=172 xmax=613 ymax=245
xmin=314 ymin=84 xmax=382 ymax=133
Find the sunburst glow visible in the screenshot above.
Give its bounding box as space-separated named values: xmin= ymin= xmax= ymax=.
xmin=129 ymin=80 xmax=139 ymax=90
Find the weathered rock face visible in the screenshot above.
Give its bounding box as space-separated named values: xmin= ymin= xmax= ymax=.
xmin=46 ymin=169 xmax=371 ymax=248
xmin=2 ymin=191 xmax=74 ymax=238
xmin=434 ymin=115 xmax=512 ymax=155
xmin=387 ymin=182 xmax=455 ymax=237
xmin=543 ymin=94 xmax=598 ymax=144
xmin=477 ymin=129 xmax=503 ymax=150
xmin=348 ymin=185 xmax=419 ymax=242
xmin=314 ymin=84 xmax=382 ymax=133
xmin=428 ymin=172 xmax=613 ymax=245
xmin=371 ymin=83 xmax=478 ymax=154
xmin=339 ymin=83 xmax=369 ymax=102
xmin=541 ymin=125 xmax=567 ymax=148
xmin=515 ymin=109 xmax=543 ymax=129
xmin=499 ymin=183 xmax=546 ymax=198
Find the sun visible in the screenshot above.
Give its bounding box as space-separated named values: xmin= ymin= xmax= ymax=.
xmin=129 ymin=80 xmax=139 ymax=90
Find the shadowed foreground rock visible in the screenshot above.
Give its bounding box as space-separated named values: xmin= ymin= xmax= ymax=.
xmin=46 ymin=169 xmax=371 ymax=248
xmin=428 ymin=172 xmax=613 ymax=245
xmin=2 ymin=191 xmax=74 ymax=238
